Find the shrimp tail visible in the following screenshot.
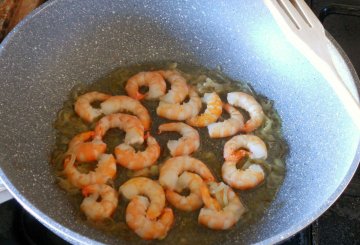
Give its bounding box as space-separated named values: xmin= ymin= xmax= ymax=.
xmin=144 ymin=132 xmax=150 ymax=140
xmin=228 ymin=149 xmax=248 ymax=162
xmin=135 ymin=92 xmax=145 ymax=100
xmin=82 ymin=186 xmax=93 ymax=196
xmin=63 ymin=154 xmax=76 ymax=168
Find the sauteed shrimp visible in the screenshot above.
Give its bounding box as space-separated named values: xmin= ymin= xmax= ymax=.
xmin=63 ymin=154 xmax=116 ymax=188
xmin=100 ymin=95 xmax=151 ymax=130
xmin=165 ymin=171 xmax=205 ymax=211
xmin=227 ymin=92 xmax=264 ymax=132
xmin=94 ymin=113 xmax=144 ymax=145
xmin=223 ymin=134 xmax=268 ymax=161
xmin=66 ymin=131 xmax=106 ymax=162
xmin=158 ymin=122 xmax=200 ymax=156
xmin=159 ymin=70 xmax=189 ymax=103
xmin=80 ymin=184 xmax=118 ymax=221
xmin=159 ymin=156 xmax=215 ymax=190
xmin=126 ymin=196 xmax=174 ymax=240
xmin=156 ymin=87 xmax=202 ymax=121
xmin=207 ymin=104 xmax=244 ymax=138
xmin=125 ymin=71 xmax=166 ymax=100
xmin=74 ymin=91 xmax=111 ymax=122
xmin=186 ymin=92 xmax=223 ymax=127
xmin=115 ymin=133 xmax=160 ymax=170
xmin=119 ymin=177 xmax=165 ymax=220
xmin=198 ymin=182 xmax=245 ymax=230
xmin=53 ymin=64 xmax=287 ymax=243
xmin=222 ymin=135 xmax=267 ymax=190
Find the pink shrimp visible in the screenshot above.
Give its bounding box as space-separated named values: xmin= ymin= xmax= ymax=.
xmin=222 ymin=135 xmax=267 ymax=190
xmin=80 ymin=184 xmax=118 ymax=221
xmin=165 ymin=171 xmax=205 ymax=211
xmin=158 ymin=122 xmax=200 ymax=156
xmin=159 ymin=156 xmax=215 ymax=190
xmin=66 ymin=131 xmax=106 ymax=162
xmin=227 ymin=92 xmax=264 ymax=132
xmin=198 ymin=182 xmax=246 ymax=230
xmin=158 ymin=70 xmax=189 ymax=103
xmin=63 ymin=154 xmax=117 ymax=188
xmin=94 ymin=113 xmax=144 ymax=145
xmin=125 ymin=71 xmax=166 ymax=100
xmin=186 ymin=92 xmax=223 ymax=127
xmin=100 ymin=95 xmax=151 ymax=130
xmin=74 ymin=92 xmax=111 ymax=122
xmin=126 ymin=196 xmax=174 ymax=240
xmin=207 ymin=103 xmax=244 ymax=138
xmin=156 ymin=87 xmax=202 ymax=121
xmin=114 ymin=133 xmax=160 ymax=170
xmin=119 ymin=177 xmax=166 ymax=220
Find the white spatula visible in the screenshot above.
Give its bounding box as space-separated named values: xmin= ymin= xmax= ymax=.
xmin=264 ymin=0 xmax=360 ymax=130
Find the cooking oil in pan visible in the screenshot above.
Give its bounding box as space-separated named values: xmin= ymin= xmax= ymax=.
xmin=51 ymin=61 xmax=287 ymax=244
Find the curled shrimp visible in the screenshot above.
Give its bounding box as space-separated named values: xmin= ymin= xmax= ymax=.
xmin=119 ymin=177 xmax=166 ymax=220
xmin=115 ymin=133 xmax=160 ymax=170
xmin=158 ymin=122 xmax=200 ymax=156
xmin=198 ymin=182 xmax=246 ymax=230
xmin=158 ymin=70 xmax=189 ymax=103
xmin=66 ymin=131 xmax=106 ymax=162
xmin=159 ymin=156 xmax=215 ymax=190
xmin=100 ymin=95 xmax=151 ymax=130
xmin=125 ymin=71 xmax=166 ymax=100
xmin=223 ymin=134 xmax=267 ymax=161
xmin=80 ymin=184 xmax=118 ymax=221
xmin=207 ymin=103 xmax=244 ymax=138
xmin=156 ymin=87 xmax=201 ymax=121
xmin=74 ymin=92 xmax=111 ymax=122
xmin=222 ymin=135 xmax=267 ymax=190
xmin=63 ymin=154 xmax=117 ymax=188
xmin=186 ymin=92 xmax=223 ymax=127
xmin=166 ymin=171 xmax=205 ymax=211
xmin=94 ymin=113 xmax=144 ymax=145
xmin=227 ymin=92 xmax=264 ymax=132
xmin=126 ymin=196 xmax=174 ymax=240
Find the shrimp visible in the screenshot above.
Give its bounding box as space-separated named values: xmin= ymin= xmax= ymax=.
xmin=63 ymin=154 xmax=117 ymax=188
xmin=74 ymin=92 xmax=111 ymax=122
xmin=186 ymin=92 xmax=223 ymax=127
xmin=227 ymin=92 xmax=264 ymax=132
xmin=156 ymin=87 xmax=202 ymax=121
xmin=158 ymin=122 xmax=200 ymax=156
xmin=198 ymin=182 xmax=246 ymax=230
xmin=222 ymin=135 xmax=267 ymax=190
xmin=80 ymin=184 xmax=118 ymax=221
xmin=66 ymin=131 xmax=106 ymax=162
xmin=159 ymin=156 xmax=215 ymax=190
xmin=94 ymin=113 xmax=144 ymax=146
xmin=100 ymin=95 xmax=151 ymax=130
xmin=165 ymin=171 xmax=205 ymax=211
xmin=115 ymin=133 xmax=160 ymax=170
xmin=158 ymin=70 xmax=189 ymax=103
xmin=125 ymin=71 xmax=166 ymax=100
xmin=126 ymin=196 xmax=174 ymax=240
xmin=207 ymin=103 xmax=244 ymax=138
xmin=223 ymin=135 xmax=267 ymax=161
xmin=119 ymin=177 xmax=165 ymax=220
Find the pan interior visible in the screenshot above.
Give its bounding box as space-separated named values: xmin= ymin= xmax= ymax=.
xmin=0 ymin=0 xmax=359 ymax=244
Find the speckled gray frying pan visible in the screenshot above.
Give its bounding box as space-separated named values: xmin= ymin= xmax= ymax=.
xmin=0 ymin=0 xmax=359 ymax=244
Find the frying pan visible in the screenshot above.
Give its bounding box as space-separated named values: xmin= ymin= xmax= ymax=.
xmin=0 ymin=0 xmax=359 ymax=244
